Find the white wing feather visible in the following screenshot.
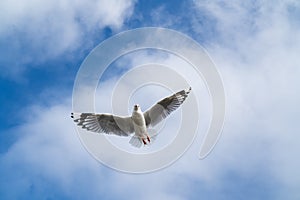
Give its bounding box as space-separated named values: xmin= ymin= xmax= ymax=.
xmin=143 ymin=87 xmax=191 ymax=127
xmin=71 ymin=113 xmax=134 ymax=136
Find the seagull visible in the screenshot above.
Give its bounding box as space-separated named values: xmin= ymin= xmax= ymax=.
xmin=71 ymin=87 xmax=191 ymax=147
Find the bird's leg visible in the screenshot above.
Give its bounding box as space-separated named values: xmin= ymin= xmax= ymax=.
xmin=147 ymin=135 xmax=151 ymax=143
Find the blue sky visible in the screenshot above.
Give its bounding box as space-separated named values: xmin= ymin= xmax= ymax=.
xmin=1 ymin=0 xmax=300 ymax=199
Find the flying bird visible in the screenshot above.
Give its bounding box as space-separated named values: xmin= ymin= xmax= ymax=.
xmin=71 ymin=87 xmax=191 ymax=147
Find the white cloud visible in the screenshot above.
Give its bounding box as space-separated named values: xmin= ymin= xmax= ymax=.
xmin=1 ymin=0 xmax=300 ymax=199
xmin=0 ymin=47 xmax=213 ymax=199
xmin=0 ymin=101 xmax=113 ymax=199
xmin=192 ymin=0 xmax=300 ymax=198
xmin=0 ymin=0 xmax=136 ymax=78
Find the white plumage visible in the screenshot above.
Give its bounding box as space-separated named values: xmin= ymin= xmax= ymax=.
xmin=71 ymin=87 xmax=191 ymax=147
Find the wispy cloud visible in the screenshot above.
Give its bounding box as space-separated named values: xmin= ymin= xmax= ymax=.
xmin=0 ymin=0 xmax=136 ymax=79
xmin=1 ymin=0 xmax=300 ymax=199
xmin=192 ymin=0 xmax=300 ymax=198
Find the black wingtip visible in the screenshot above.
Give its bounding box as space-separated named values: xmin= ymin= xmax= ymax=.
xmin=186 ymin=87 xmax=191 ymax=93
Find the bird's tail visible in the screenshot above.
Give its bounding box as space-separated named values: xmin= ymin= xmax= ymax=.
xmin=129 ymin=129 xmax=158 ymax=148
xmin=129 ymin=136 xmax=143 ymax=148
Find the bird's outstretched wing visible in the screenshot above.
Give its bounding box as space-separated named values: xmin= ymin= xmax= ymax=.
xmin=143 ymin=87 xmax=191 ymax=127
xmin=71 ymin=113 xmax=134 ymax=136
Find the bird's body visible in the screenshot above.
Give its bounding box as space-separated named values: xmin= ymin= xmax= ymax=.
xmin=131 ymin=105 xmax=150 ymax=144
xmin=71 ymin=87 xmax=191 ymax=147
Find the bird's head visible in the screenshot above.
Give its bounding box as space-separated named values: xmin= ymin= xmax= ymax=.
xmin=134 ymin=104 xmax=140 ymax=111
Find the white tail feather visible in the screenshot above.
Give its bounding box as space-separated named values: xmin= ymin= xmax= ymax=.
xmin=129 ymin=129 xmax=158 ymax=148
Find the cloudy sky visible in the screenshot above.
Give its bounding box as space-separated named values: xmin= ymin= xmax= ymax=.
xmin=1 ymin=0 xmax=300 ymax=199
